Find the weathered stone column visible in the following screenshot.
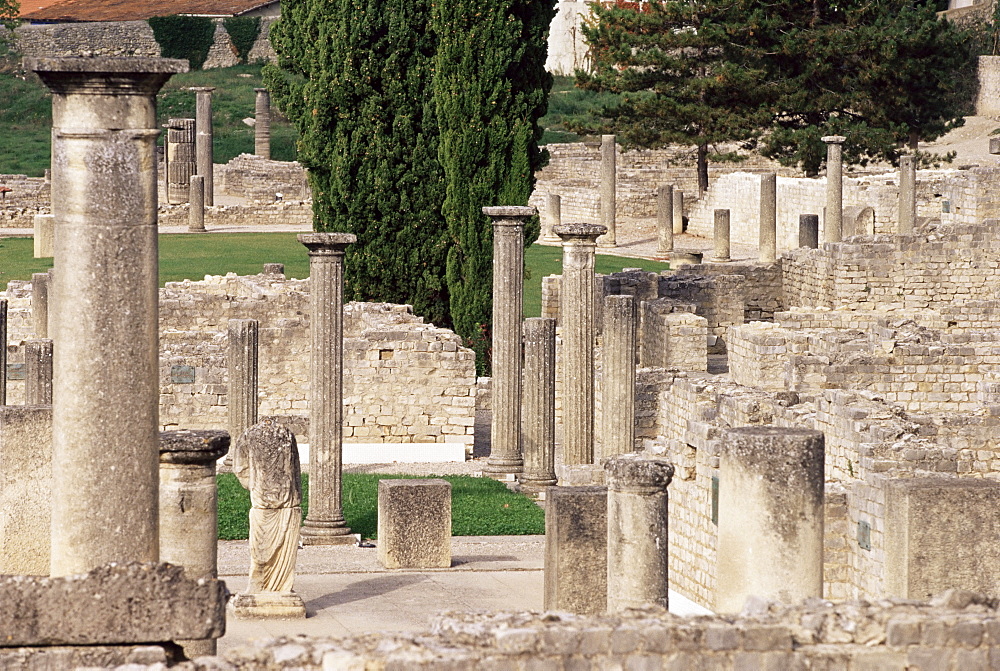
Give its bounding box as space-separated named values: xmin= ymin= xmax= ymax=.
xmin=0 ymin=298 xmax=6 ymax=406
xmin=672 ymin=188 xmax=683 ymax=235
xmin=898 ymin=154 xmax=916 ymax=235
xmin=191 ymin=86 xmax=215 ymax=206
xmin=656 ymin=184 xmax=673 ymax=255
xmin=254 ymin=88 xmax=271 ymax=160
xmin=759 ymin=173 xmax=777 ymax=263
xmin=543 ymin=193 xmax=561 ymax=242
xmin=598 ymin=134 xmax=617 ymax=247
xmin=299 ymin=232 xmax=357 ymax=544
xmin=31 ymin=272 xmax=48 ymax=339
xmin=159 ymin=429 xmax=229 ymax=657
xmin=599 ymin=295 xmax=636 ymax=459
xmin=28 ymin=56 xmax=187 ymax=576
xmin=228 ymin=319 xmax=259 ymax=448
xmin=544 ymin=485 xmax=607 ymax=613
xmin=24 ymin=338 xmax=52 ymax=405
xmin=711 ymin=209 xmax=731 ymax=262
xmin=605 ymin=454 xmax=674 ymax=612
xmin=165 ymin=118 xmax=195 ymax=205
xmin=33 ymin=214 xmax=54 ymax=258
xmin=519 ymin=317 xmax=557 ymax=491
xmin=799 ymin=214 xmax=819 ymax=249
xmin=555 ymin=223 xmax=606 ymax=466
xmin=823 ymin=135 xmax=845 ymax=244
xmin=484 ymin=206 xmax=532 ymax=475
xmin=188 ymin=174 xmax=205 ymax=232
xmin=716 ymin=426 xmax=824 ymax=613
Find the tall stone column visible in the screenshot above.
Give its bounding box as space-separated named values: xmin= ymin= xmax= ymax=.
xmin=656 ymin=185 xmax=673 ymax=255
xmin=27 ymin=56 xmax=188 ymax=576
xmin=598 ymin=135 xmax=617 ymax=248
xmin=228 ymin=319 xmax=259 ymax=448
xmin=159 ymin=429 xmax=229 ymax=658
xmin=254 ymin=88 xmax=271 ymax=160
xmin=519 ymin=317 xmax=557 ymax=491
xmin=799 ymin=214 xmax=819 ymax=249
xmin=543 ymin=193 xmax=562 ymax=242
xmin=484 ymin=206 xmax=533 ymax=475
xmin=299 ymin=232 xmax=357 ymax=544
xmin=31 ymin=272 xmax=48 ymax=339
xmin=759 ymin=173 xmax=777 ymax=263
xmin=0 ymin=298 xmax=6 ymax=407
xmin=672 ymin=188 xmax=684 ymax=235
xmin=188 ymin=174 xmax=205 ymax=232
xmin=191 ymin=86 xmax=215 ymax=206
xmin=599 ymin=295 xmax=636 ymax=459
xmin=716 ymin=426 xmax=825 ymax=613
xmin=605 ymin=454 xmax=674 ymax=612
xmin=24 ymin=338 xmax=52 ymax=405
xmin=711 ymin=209 xmax=731 ymax=262
xmin=899 ymin=154 xmax=916 ymax=235
xmin=823 ymin=135 xmax=845 ymax=244
xmin=555 ymin=223 xmax=606 ymax=465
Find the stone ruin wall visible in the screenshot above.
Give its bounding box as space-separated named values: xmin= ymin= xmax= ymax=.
xmin=0 ymin=174 xmax=49 ymax=228
xmin=220 ymin=154 xmax=311 ymax=201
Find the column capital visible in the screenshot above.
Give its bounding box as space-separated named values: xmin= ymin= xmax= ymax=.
xmin=26 ymin=57 xmax=188 ymax=95
xmin=254 ymin=87 xmax=268 ymax=93
xmin=482 ymin=205 xmax=536 ymax=224
xmin=821 ymin=135 xmax=846 ymax=144
xmin=554 ymin=223 xmax=606 ymax=243
xmin=605 ymin=454 xmax=674 ymax=493
xmin=298 ymin=232 xmax=357 ymax=256
xmin=189 ymin=86 xmax=216 ymax=93
xmin=159 ymin=429 xmax=231 ymax=465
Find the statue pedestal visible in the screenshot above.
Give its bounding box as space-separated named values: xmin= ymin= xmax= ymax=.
xmin=229 ymin=592 xmax=307 ymax=620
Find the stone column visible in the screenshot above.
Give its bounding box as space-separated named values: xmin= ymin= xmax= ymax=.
xmin=823 ymin=135 xmax=845 ymax=244
xmin=519 ymin=317 xmax=557 ymax=491
xmin=716 ymin=426 xmax=824 ymax=613
xmin=656 ymin=185 xmax=673 ymax=255
xmin=484 ymin=206 xmax=533 ymax=475
xmin=711 ymin=209 xmax=731 ymax=262
xmin=0 ymin=298 xmax=6 ymax=407
xmin=31 ymin=272 xmax=48 ymax=339
xmin=543 ymin=193 xmax=561 ymax=242
xmin=759 ymin=173 xmax=777 ymax=263
xmin=188 ymin=174 xmax=206 ymax=232
xmin=254 ymin=88 xmax=271 ymax=160
xmin=799 ymin=214 xmax=819 ymax=249
xmin=228 ymin=319 xmax=258 ymax=448
xmin=599 ymin=295 xmax=636 ymax=460
xmin=191 ymin=87 xmax=215 ymax=206
xmin=672 ymin=188 xmax=684 ymax=235
xmin=605 ymin=454 xmax=674 ymax=612
xmin=27 ymin=56 xmax=187 ymax=576
xmin=24 ymin=338 xmax=52 ymax=405
xmin=554 ymin=223 xmax=606 ymax=466
xmin=598 ymin=134 xmax=617 ymax=247
xmin=544 ymin=485 xmax=607 ymax=613
xmin=299 ymin=232 xmax=357 ymax=544
xmin=899 ymin=154 xmax=916 ymax=235
xmin=159 ymin=429 xmax=229 ymax=658
xmin=165 ymin=118 xmax=195 ymax=205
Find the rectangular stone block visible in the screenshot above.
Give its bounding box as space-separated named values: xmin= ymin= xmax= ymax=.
xmin=0 ymin=406 xmax=52 ymax=575
xmin=377 ymin=478 xmax=451 ymax=569
xmin=885 ymin=477 xmax=1000 ymax=600
xmin=543 ymin=486 xmax=607 ymax=614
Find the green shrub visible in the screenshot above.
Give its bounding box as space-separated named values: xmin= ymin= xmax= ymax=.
xmin=149 ymin=15 xmax=215 ymax=70
xmin=224 ymin=16 xmax=261 ymax=63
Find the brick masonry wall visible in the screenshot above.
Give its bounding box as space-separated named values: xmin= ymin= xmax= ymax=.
xmin=220 ymin=154 xmax=311 ymax=201
xmin=157 ymin=200 xmax=312 ymax=228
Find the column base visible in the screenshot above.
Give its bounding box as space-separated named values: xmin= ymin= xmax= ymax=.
xmin=597 ymin=240 xmax=617 ymax=248
xmin=708 ymin=256 xmax=731 ymax=263
xmin=300 ymin=520 xmax=357 ymax=545
xmin=483 ymin=458 xmax=523 ymax=476
xmin=229 ymin=592 xmax=306 ymax=620
xmin=517 ymin=476 xmax=558 ymax=494
xmin=541 ymin=234 xmax=561 ymax=243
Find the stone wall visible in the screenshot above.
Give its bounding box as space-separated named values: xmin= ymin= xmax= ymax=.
xmin=156 ymin=200 xmax=312 ymax=228
xmin=14 ymin=21 xmax=160 ymax=59
xmin=220 ymin=154 xmax=311 ymax=201
xmin=0 ymin=174 xmax=49 ymax=228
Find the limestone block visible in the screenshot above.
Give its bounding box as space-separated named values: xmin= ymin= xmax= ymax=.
xmin=0 ymin=405 xmax=52 ymax=575
xmin=543 ymin=486 xmax=607 ymax=614
xmin=377 ymin=479 xmax=452 ymax=569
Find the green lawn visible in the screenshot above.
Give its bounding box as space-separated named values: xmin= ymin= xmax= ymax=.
xmin=217 ymin=472 xmax=545 ymax=540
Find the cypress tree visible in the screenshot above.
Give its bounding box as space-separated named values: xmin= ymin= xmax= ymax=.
xmin=264 ymin=0 xmax=450 ymax=326
xmin=433 ymin=0 xmax=556 ymax=372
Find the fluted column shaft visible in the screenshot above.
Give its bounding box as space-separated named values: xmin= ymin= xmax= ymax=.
xmin=799 ymin=214 xmax=820 ymax=249
xmin=600 ymin=295 xmax=636 ymax=459
xmin=598 ymin=135 xmax=617 ymax=247
xmin=520 ymin=317 xmax=557 ymax=490
xmin=823 ymin=135 xmax=845 ymax=244
xmin=543 ymin=194 xmax=561 ymax=242
xmin=228 ymin=319 xmax=258 ymax=447
xmin=32 ymin=272 xmax=48 ymax=339
xmin=672 ymin=188 xmax=683 ymax=235
xmin=759 ymin=173 xmax=777 ymax=263
xmin=656 ymin=185 xmax=673 ymax=255
xmin=25 ymin=338 xmax=52 ymax=405
xmin=254 ymin=88 xmax=271 ymax=160
xmin=192 ymin=86 xmax=215 ymax=206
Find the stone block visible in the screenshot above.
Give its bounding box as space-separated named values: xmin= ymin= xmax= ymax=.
xmin=377 ymin=479 xmax=451 ymax=569
xmin=543 ymin=486 xmax=607 ymax=614
xmin=885 ymin=477 xmax=1000 ymax=600
xmin=0 ymin=406 xmax=53 ymax=575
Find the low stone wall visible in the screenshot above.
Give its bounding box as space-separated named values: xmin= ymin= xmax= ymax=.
xmin=156 ymin=200 xmax=312 ymax=228
xmin=14 ymin=21 xmax=160 ymax=59
xmin=220 ymin=154 xmax=311 ymax=201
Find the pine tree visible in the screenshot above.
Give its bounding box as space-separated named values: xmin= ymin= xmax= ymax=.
xmin=264 ymin=0 xmax=450 ymax=326
xmin=433 ymin=0 xmax=555 ymax=372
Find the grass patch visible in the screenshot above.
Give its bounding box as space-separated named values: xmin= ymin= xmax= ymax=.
xmin=217 ymin=472 xmax=545 ymax=540
xmin=538 ymin=75 xmax=621 ymax=145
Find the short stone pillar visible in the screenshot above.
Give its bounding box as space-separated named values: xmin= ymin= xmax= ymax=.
xmin=672 ymin=188 xmax=684 ymax=235
xmin=24 ymin=338 xmax=52 ymax=406
xmin=544 ymin=486 xmax=607 ymax=613
xmin=599 ymin=295 xmax=636 ymax=460
xmin=31 ymin=272 xmax=48 ymax=339
xmin=188 ymin=174 xmax=205 ymax=232
xmin=27 ymin=56 xmax=187 ymax=576
xmin=759 ymin=173 xmax=777 ymax=263
xmin=519 ymin=317 xmax=557 ymax=491
xmin=377 ymin=479 xmax=452 ymax=569
xmin=228 ymin=318 xmax=258 ymax=454
xmin=159 ymin=429 xmax=230 ymax=657
xmin=0 ymin=298 xmax=6 ymax=406
xmin=254 ymin=88 xmax=271 ymax=160
xmin=711 ymin=209 xmax=731 ymax=262
xmin=33 ymin=214 xmax=54 ymax=258
xmin=598 ymin=134 xmax=617 ymax=247
xmin=716 ymin=426 xmax=824 ymax=613
xmin=484 ymin=205 xmax=534 ymax=476
xmin=191 ymin=87 xmax=215 ymax=206
xmin=165 ymin=118 xmax=196 ymax=204
xmin=605 ymin=454 xmax=674 ymax=612
xmin=554 ymin=223 xmax=606 ymax=466
xmin=898 ymin=154 xmax=916 ymax=235
xmin=656 ymin=184 xmax=673 ymax=255
xmin=799 ymin=214 xmax=820 ymax=249
xmin=299 ymin=232 xmax=357 ymax=544
xmin=823 ymin=135 xmax=846 ymax=243
xmin=543 ymin=193 xmax=561 ymax=242
xmin=263 ymin=263 xmax=285 ymax=276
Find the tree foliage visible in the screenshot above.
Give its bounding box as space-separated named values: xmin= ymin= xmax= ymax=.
xmin=148 ymin=15 xmax=215 ymax=70
xmin=223 ymin=16 xmax=261 ymax=63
